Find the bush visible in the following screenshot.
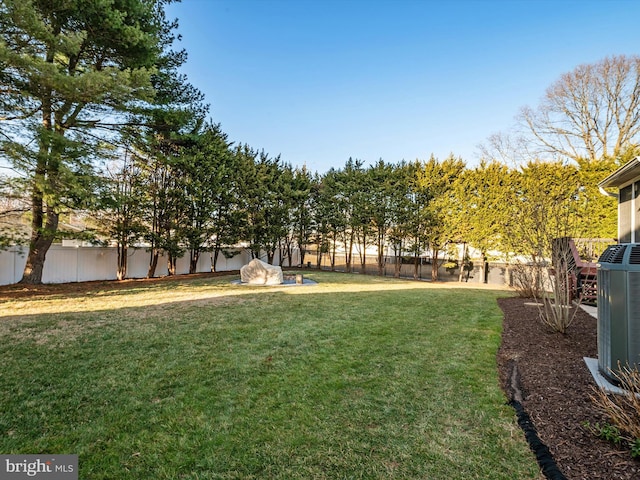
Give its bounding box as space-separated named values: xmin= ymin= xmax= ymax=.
xmin=589 ymin=364 xmax=640 ymax=458
xmin=538 ymin=263 xmax=579 ymax=334
xmin=443 ymin=260 xmax=458 ymax=274
xmin=525 ymin=238 xmax=583 ymax=334
xmin=511 ymin=262 xmax=545 ymax=298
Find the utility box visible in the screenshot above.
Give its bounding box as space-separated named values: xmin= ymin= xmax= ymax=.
xmin=597 ymin=244 xmax=640 ymax=384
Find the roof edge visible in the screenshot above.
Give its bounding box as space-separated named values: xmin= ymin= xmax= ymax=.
xmin=598 ymin=157 xmax=640 ymax=189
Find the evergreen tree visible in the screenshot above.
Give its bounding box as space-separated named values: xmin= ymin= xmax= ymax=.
xmin=0 ymin=0 xmax=185 ymax=283
xmin=180 ymin=123 xmax=234 ymax=273
xmin=290 ymin=166 xmax=315 ymax=267
xmin=449 ymin=160 xmax=513 ymax=281
xmin=414 ymin=155 xmax=466 ymax=281
xmin=96 ymin=147 xmax=148 ymax=280
xmin=235 ymin=147 xmax=289 ymax=264
xmin=336 ymin=158 xmax=367 ymax=273
xmin=398 ymin=161 xmax=428 ymax=279
xmin=505 ymin=160 xmax=583 ymax=262
xmin=367 ymin=160 xmax=403 ymax=276
xmin=316 ymin=168 xmax=347 ymax=271
xmin=576 ymin=156 xmax=623 ymax=241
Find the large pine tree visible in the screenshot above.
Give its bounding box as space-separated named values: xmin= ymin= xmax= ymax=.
xmin=0 ymin=0 xmax=181 ymax=283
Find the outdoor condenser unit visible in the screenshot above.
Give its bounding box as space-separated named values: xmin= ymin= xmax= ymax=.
xmin=597 ymin=243 xmax=640 ymax=384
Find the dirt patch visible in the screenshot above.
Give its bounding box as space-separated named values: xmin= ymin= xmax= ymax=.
xmin=0 ymin=271 xmax=240 ymax=302
xmin=497 ymin=296 xmax=640 ymax=479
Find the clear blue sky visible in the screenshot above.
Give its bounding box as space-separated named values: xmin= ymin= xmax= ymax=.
xmin=165 ymin=0 xmax=640 ymax=173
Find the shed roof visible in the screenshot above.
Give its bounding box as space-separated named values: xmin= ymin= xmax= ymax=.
xmin=598 ymin=157 xmax=640 ymax=188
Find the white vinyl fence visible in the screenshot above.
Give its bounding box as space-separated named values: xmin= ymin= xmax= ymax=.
xmin=0 ymin=245 xmax=302 ymax=285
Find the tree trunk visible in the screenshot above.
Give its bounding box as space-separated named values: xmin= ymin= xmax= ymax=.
xmin=21 ymin=83 xmax=57 ymax=285
xmin=431 ymin=250 xmax=439 ymax=281
xmin=345 ymin=231 xmax=354 ymax=273
xmin=189 ymin=249 xmax=199 ymax=274
xmin=286 ymin=240 xmax=292 ymax=267
xmin=355 ymin=231 xmax=368 ymax=273
xmin=168 ymin=254 xmax=177 ymax=275
xmin=147 ymin=249 xmax=159 ymax=278
xmin=330 ymin=239 xmax=336 ymax=271
xmin=211 ymin=247 xmax=220 ymax=272
xmin=458 ymin=243 xmax=467 ymax=282
xmin=482 ymin=255 xmax=489 ymax=284
xmin=413 ymin=254 xmax=420 ymax=280
xmin=277 ymin=238 xmax=285 ymax=266
xmin=315 ymin=233 xmax=322 ymax=269
xmin=117 ymin=244 xmax=127 ymax=281
xmin=20 ymin=207 xmax=59 ymax=285
xmin=299 ymin=247 xmax=306 ymax=267
xmin=377 ymin=243 xmax=384 ymax=276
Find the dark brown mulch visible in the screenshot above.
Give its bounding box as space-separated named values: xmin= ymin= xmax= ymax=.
xmin=497 ymin=297 xmax=640 ymax=480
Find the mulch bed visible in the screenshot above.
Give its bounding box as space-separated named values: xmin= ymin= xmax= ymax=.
xmin=497 ymin=297 xmax=640 ymax=479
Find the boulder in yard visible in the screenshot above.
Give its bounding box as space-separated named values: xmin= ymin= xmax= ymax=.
xmin=240 ymin=259 xmax=283 ymax=285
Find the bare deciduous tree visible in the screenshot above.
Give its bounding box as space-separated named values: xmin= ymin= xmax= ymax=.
xmin=522 ymin=55 xmax=640 ymax=162
xmin=482 ymin=55 xmax=640 ymax=163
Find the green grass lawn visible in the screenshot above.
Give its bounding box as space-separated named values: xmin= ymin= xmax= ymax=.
xmin=0 ymin=272 xmax=539 ymax=479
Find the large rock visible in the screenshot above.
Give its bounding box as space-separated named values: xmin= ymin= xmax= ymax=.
xmin=240 ymin=259 xmax=283 ymax=285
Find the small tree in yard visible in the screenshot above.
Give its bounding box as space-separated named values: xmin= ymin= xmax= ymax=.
xmin=505 ymin=160 xmax=587 ymax=333
xmin=180 ymin=124 xmax=234 ymax=274
xmin=448 ymin=161 xmax=513 ymax=283
xmin=540 ymin=237 xmax=584 ymax=334
xmin=97 ymin=148 xmax=147 ymax=280
xmin=290 ymin=167 xmax=315 ymax=268
xmin=366 ymin=160 xmax=399 ymax=276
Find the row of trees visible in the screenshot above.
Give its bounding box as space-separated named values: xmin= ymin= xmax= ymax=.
xmin=89 ymin=139 xmax=622 ymax=282
xmin=97 ymin=125 xmax=315 ymax=280
xmin=1 ymin=111 xmax=623 ymax=284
